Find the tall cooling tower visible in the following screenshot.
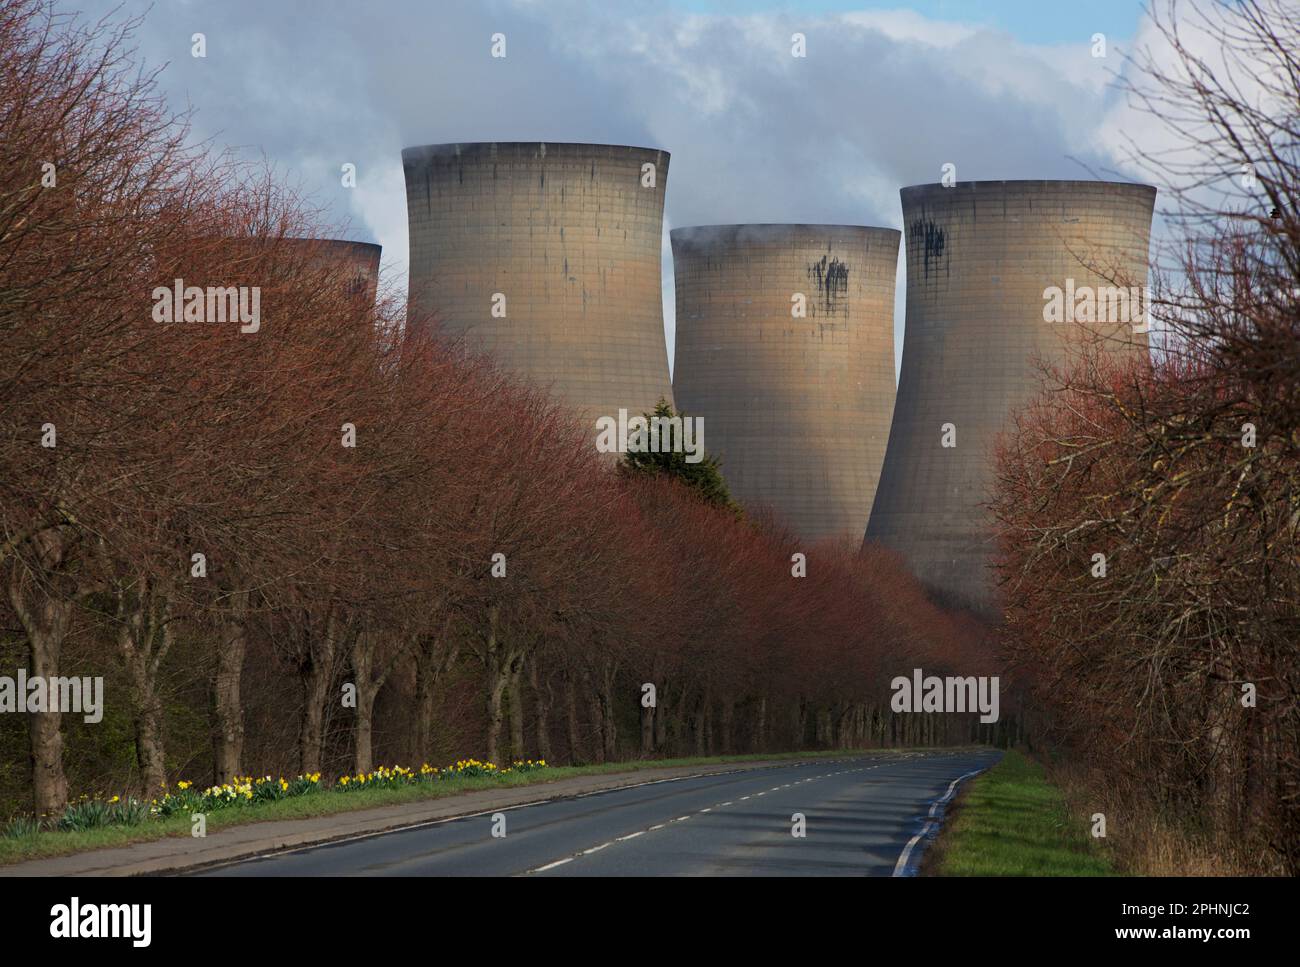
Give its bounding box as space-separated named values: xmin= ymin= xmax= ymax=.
xmin=864 ymin=180 xmax=1156 ymax=615
xmin=403 ymin=142 xmax=674 ymax=427
xmin=672 ymin=224 xmax=900 ymax=543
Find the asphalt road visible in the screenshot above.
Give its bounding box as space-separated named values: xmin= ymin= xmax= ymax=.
xmin=196 ymin=749 xmax=1000 ymax=877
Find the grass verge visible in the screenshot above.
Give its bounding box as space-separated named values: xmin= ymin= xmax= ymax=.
xmin=0 ymin=748 xmax=902 ymax=867
xmin=924 ymin=749 xmax=1115 ymax=876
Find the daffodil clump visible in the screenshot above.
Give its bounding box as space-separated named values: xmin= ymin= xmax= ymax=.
xmin=502 ymin=759 xmax=547 ymax=774
xmin=4 ymin=758 xmax=551 ymax=838
xmin=337 ymin=764 xmax=417 ymax=790
xmin=153 ymin=774 xmax=322 ymax=817
xmin=339 ymin=758 xmax=548 ymax=790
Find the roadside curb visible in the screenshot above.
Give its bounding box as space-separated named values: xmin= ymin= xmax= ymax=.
xmin=1 ymin=755 xmax=873 ymax=877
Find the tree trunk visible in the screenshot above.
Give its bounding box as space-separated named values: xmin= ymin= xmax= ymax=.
xmin=482 ymin=605 xmax=509 ymax=766
xmin=115 ymin=575 xmax=173 ymax=797
xmin=299 ymin=610 xmax=344 ymax=775
xmin=693 ymin=698 xmax=707 ymax=756
xmin=600 ymin=660 xmax=618 ymax=762
xmin=816 ymin=707 xmax=832 ymax=747
xmin=589 ymin=696 xmax=606 ymax=763
xmin=834 ymin=703 xmax=853 ymax=749
xmin=212 ymin=590 xmax=248 ymax=784
xmin=131 ymin=674 xmax=167 ymax=796
xmin=414 ymin=619 xmax=458 ymax=766
xmin=17 ymin=605 xmax=73 ymax=816
xmin=350 ymin=629 xmax=382 ymax=775
xmin=507 ymin=656 xmax=526 ymax=761
xmin=586 ymin=669 xmax=606 ymax=765
xmin=415 ymin=667 xmax=436 ymax=767
xmin=299 ymin=673 xmax=328 ymax=776
xmin=485 ymin=670 xmax=507 ymax=766
xmin=720 ymin=697 xmax=734 ymax=754
xmin=703 ymin=695 xmax=714 ymax=755
xmin=654 ymin=683 xmax=671 ymax=751
xmin=528 ymin=660 xmax=552 ymax=762
xmin=354 ymin=689 xmax=375 ymax=776
xmin=640 ymin=703 xmax=654 ymax=755
xmin=564 ymin=670 xmax=583 ymax=764
xmin=8 ymin=534 xmax=77 ymax=817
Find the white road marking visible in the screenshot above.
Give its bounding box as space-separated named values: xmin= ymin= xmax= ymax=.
xmin=522 ymin=754 xmax=924 ymax=876
xmin=533 ymin=857 xmax=573 ymax=871
xmin=892 ymin=767 xmax=987 ymax=877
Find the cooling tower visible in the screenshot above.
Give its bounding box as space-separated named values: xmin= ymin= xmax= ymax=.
xmin=286 ymin=238 xmax=381 ymax=302
xmin=672 ymin=224 xmax=900 ymax=544
xmin=864 ymin=180 xmax=1155 ymax=616
xmin=402 ymin=142 xmax=674 ymax=430
xmin=226 ymin=237 xmax=380 ymax=302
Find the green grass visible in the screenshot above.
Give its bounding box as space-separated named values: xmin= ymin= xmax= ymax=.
xmin=0 ymin=748 xmax=908 ymax=867
xmin=926 ymin=749 xmax=1115 ymax=876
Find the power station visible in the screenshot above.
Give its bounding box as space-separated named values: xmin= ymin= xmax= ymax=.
xmin=672 ymin=224 xmax=900 ymax=544
xmin=402 ymin=142 xmax=674 ymax=430
xmin=863 ymin=180 xmax=1156 ymax=615
xmin=398 ymin=148 xmax=1156 ymax=613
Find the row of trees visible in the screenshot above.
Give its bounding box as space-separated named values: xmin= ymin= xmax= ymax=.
xmin=991 ymin=1 xmax=1300 ymax=873
xmin=0 ymin=0 xmax=993 ymax=820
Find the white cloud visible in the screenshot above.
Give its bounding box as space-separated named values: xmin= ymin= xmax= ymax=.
xmin=838 ymin=9 xmax=982 ymax=47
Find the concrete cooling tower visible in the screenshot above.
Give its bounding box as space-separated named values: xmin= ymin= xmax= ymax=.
xmin=672 ymin=224 xmax=900 ymax=544
xmin=863 ymin=180 xmax=1156 ymax=616
xmin=402 ymin=142 xmax=674 ymax=430
xmin=286 ymin=238 xmax=381 ymax=302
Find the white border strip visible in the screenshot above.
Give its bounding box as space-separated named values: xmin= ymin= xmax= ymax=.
xmin=891 ymin=767 xmax=986 ymax=877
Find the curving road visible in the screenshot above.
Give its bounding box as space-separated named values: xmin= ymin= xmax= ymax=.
xmin=196 ymin=749 xmax=1000 ymax=877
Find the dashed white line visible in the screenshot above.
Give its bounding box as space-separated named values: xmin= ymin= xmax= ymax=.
xmin=533 ymin=857 xmax=573 ymax=872
xmin=523 ymin=757 xmax=912 ymax=875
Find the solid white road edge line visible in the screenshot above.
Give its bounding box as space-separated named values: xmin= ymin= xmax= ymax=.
xmin=891 ymin=767 xmax=987 ymax=877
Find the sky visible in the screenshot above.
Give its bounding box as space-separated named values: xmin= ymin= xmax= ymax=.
xmin=675 ymin=0 xmax=1143 ymax=44
xmin=81 ymin=0 xmax=1168 ymax=375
